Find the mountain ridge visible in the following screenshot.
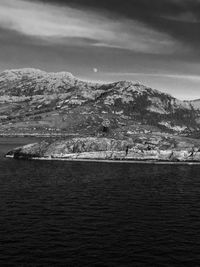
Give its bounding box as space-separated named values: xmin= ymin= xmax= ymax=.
xmin=0 ymin=68 xmax=200 ymax=138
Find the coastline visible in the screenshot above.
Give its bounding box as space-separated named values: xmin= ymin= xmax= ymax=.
xmin=5 ymin=154 xmax=200 ymax=165
xmin=0 ymin=133 xmax=76 ymax=138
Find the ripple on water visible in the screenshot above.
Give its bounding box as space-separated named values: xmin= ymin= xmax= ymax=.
xmin=0 ymin=140 xmax=200 ymax=266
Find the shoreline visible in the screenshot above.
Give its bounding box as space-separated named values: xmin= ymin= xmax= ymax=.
xmin=5 ymin=155 xmax=200 ymax=165
xmin=0 ymin=134 xmax=76 ymax=138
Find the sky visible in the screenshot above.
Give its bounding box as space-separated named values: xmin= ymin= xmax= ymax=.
xmin=0 ymin=0 xmax=200 ymax=99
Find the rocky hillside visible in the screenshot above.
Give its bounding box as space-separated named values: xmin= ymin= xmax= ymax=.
xmin=0 ymin=68 xmax=200 ymax=137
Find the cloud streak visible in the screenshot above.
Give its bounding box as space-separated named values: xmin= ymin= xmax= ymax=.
xmin=37 ymin=0 xmax=200 ymax=50
xmin=0 ymin=0 xmax=178 ymax=53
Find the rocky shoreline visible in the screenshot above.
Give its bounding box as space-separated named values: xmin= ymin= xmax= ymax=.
xmin=5 ymin=136 xmax=200 ymax=163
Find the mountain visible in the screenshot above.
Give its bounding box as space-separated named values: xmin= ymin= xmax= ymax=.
xmin=0 ymin=68 xmax=200 ymax=137
xmin=189 ymin=99 xmax=200 ymax=110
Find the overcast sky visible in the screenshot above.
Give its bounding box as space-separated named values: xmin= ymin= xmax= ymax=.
xmin=0 ymin=0 xmax=200 ymax=99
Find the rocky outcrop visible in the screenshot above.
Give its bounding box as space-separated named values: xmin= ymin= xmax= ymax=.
xmin=6 ymin=136 xmax=200 ymax=162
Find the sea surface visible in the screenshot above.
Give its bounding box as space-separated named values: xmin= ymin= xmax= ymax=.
xmin=1 ymin=138 xmax=200 ymax=266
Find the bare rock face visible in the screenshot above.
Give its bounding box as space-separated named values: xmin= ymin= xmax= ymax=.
xmin=6 ymin=135 xmax=200 ymax=162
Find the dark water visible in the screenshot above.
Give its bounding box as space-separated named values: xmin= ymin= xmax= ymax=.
xmin=1 ymin=138 xmax=200 ymax=266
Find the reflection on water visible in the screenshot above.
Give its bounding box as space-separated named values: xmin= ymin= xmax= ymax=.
xmin=0 ymin=138 xmax=200 ymax=266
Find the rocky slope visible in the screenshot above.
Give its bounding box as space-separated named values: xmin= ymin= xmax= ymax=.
xmin=6 ymin=135 xmax=200 ymax=162
xmin=0 ymin=68 xmax=200 ymax=137
xmin=189 ymin=99 xmax=200 ymax=110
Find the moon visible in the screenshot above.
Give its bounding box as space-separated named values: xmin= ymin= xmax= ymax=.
xmin=93 ymin=68 xmax=98 ymax=73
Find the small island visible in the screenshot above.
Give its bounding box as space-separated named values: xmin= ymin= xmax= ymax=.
xmin=6 ymin=134 xmax=200 ymax=163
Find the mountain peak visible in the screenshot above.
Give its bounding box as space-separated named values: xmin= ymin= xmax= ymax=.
xmin=111 ymin=80 xmax=167 ymax=97
xmin=1 ymin=68 xmax=45 ymax=75
xmin=0 ymin=68 xmax=77 ymax=96
xmin=1 ymin=68 xmax=74 ymax=79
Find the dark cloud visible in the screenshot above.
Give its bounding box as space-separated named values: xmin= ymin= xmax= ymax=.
xmin=34 ymin=0 xmax=200 ymax=49
xmin=35 ymin=0 xmax=200 ymax=19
